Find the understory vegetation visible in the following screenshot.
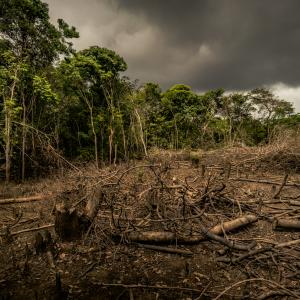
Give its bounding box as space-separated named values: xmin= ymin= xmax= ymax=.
xmin=1 ymin=0 xmax=300 ymax=182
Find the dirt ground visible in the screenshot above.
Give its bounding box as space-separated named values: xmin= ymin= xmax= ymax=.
xmin=1 ymin=145 xmax=300 ymax=299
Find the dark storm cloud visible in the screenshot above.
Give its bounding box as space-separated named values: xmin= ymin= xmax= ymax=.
xmin=116 ymin=0 xmax=300 ymax=90
xmin=45 ymin=0 xmax=300 ymax=110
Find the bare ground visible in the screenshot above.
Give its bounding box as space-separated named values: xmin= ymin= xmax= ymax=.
xmin=1 ymin=143 xmax=300 ymax=299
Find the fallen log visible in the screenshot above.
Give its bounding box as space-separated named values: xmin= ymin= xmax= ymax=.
xmin=96 ymin=283 xmax=203 ymax=294
xmin=200 ymin=227 xmax=257 ymax=250
xmin=275 ymin=239 xmax=300 ymax=248
xmin=273 ymin=174 xmax=288 ymax=199
xmin=122 ymin=214 xmax=258 ymax=244
xmin=273 ymin=219 xmax=300 ymax=231
xmin=208 ymin=214 xmax=258 ymax=235
xmin=135 ymin=243 xmax=193 ymax=256
xmin=9 ymin=224 xmax=54 ymax=236
xmin=0 ymin=194 xmax=53 ymax=205
xmin=230 ymin=177 xmax=300 ymax=187
xmin=217 ymin=246 xmax=273 ymax=263
xmin=125 ymin=231 xmax=197 ymax=244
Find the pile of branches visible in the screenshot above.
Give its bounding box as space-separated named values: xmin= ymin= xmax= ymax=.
xmin=2 ymin=157 xmax=300 ymax=298
xmin=51 ymin=159 xmax=300 ymax=299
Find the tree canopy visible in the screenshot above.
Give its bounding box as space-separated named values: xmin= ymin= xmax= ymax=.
xmin=0 ymin=0 xmax=299 ymax=181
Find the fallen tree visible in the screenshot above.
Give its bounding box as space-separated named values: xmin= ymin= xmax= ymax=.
xmin=0 ymin=194 xmax=53 ymax=205
xmin=273 ymin=219 xmax=300 ymax=231
xmin=118 ymin=214 xmax=258 ymax=244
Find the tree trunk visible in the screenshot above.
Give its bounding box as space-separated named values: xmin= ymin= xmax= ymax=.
xmin=4 ymin=70 xmax=18 ymax=183
xmin=83 ymin=92 xmax=98 ymax=169
xmin=21 ymin=93 xmax=26 ymax=181
xmin=109 ymin=127 xmax=114 ymax=165
xmin=133 ymin=106 xmax=148 ymax=157
xmin=4 ymin=105 xmax=12 ymax=183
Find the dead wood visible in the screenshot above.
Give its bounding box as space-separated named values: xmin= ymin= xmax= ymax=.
xmin=199 ymin=226 xmax=257 ymax=250
xmin=217 ymin=246 xmax=273 ymax=263
xmin=201 ymin=164 xmax=206 ymax=176
xmin=213 ymin=278 xmax=300 ymax=300
xmin=46 ymin=250 xmax=56 ymax=269
xmin=123 ymin=214 xmax=258 ymax=244
xmin=34 ymin=232 xmax=45 ymax=254
xmin=273 ymin=219 xmax=300 ymax=231
xmin=273 ymin=174 xmax=289 ymax=199
xmin=0 ymin=194 xmax=52 ymax=205
xmin=125 ymin=231 xmax=199 ymax=244
xmin=54 ymin=203 xmax=89 ymax=241
xmin=275 ymin=238 xmax=300 ymax=248
xmin=208 ymin=214 xmax=258 ymax=235
xmin=230 ymin=177 xmax=300 ymax=187
xmin=54 ymin=192 xmax=102 ymax=241
xmin=135 ymin=243 xmax=193 ymax=256
xmin=5 ymin=224 xmax=54 ymax=236
xmin=96 ymin=282 xmax=203 ymax=294
xmin=257 ymin=290 xmax=288 ymax=300
xmin=85 ymin=191 xmax=102 ymax=220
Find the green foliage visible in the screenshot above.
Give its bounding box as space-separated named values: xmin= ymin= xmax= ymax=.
xmin=33 ymin=75 xmax=58 ymax=103
xmin=0 ymin=0 xmax=79 ymax=67
xmin=0 ymin=0 xmax=298 ymax=181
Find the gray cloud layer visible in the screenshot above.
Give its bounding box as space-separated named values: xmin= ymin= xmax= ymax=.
xmin=46 ymin=0 xmax=300 ymax=110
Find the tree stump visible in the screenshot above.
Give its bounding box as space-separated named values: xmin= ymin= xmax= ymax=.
xmin=54 ymin=193 xmax=102 ymax=241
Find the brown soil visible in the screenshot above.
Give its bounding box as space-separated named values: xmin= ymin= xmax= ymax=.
xmin=1 ymin=146 xmax=300 ymax=299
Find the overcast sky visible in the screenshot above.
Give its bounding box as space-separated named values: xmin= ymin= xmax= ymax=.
xmin=46 ymin=0 xmax=300 ymax=112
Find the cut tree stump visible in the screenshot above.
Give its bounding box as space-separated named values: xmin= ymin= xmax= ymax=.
xmin=54 ymin=203 xmax=89 ymax=241
xmin=54 ymin=192 xmax=102 ymax=241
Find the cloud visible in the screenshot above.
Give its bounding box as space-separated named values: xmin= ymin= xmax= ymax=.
xmin=270 ymin=83 xmax=300 ymax=112
xmin=45 ymin=0 xmax=300 ymax=111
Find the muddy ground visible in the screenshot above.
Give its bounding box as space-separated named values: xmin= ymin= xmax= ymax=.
xmin=1 ymin=145 xmax=300 ymax=299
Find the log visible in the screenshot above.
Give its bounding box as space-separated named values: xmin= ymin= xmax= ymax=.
xmin=0 ymin=194 xmax=52 ymax=205
xmin=8 ymin=224 xmax=54 ymax=236
xmin=273 ymin=219 xmax=300 ymax=231
xmin=217 ymin=246 xmax=273 ymax=263
xmin=273 ymin=174 xmax=288 ymax=199
xmin=275 ymin=239 xmax=300 ymax=248
xmin=124 ymin=214 xmax=258 ymax=244
xmin=230 ymin=177 xmax=300 ymax=187
xmin=136 ymin=243 xmax=193 ymax=256
xmin=200 ymin=228 xmax=256 ymax=250
xmin=208 ymin=214 xmax=258 ymax=235
xmin=126 ymin=231 xmax=195 ymax=244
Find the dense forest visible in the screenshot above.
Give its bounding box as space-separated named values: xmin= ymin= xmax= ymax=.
xmin=1 ymin=0 xmax=300 ymax=182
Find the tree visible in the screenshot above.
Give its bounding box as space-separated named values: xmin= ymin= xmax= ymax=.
xmin=57 ymin=46 xmax=129 ymax=166
xmin=160 ymin=85 xmax=219 ymax=148
xmin=0 ymin=50 xmax=24 ymax=181
xmin=0 ymin=0 xmax=78 ymax=181
xmin=0 ymin=0 xmax=78 ymax=67
xmin=249 ymin=88 xmax=294 ymax=141
xmin=216 ymin=92 xmax=255 ymax=145
xmin=250 ymin=88 xmax=294 ymax=120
